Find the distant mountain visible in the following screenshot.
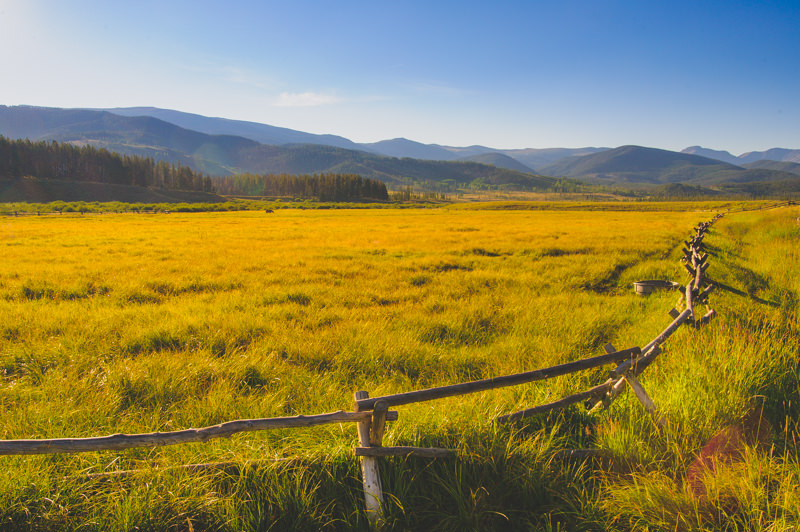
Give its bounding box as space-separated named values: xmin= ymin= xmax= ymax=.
xmin=498 ymin=147 xmax=610 ymax=170
xmin=743 ymin=159 xmax=800 ymax=176
xmin=455 ymin=152 xmax=534 ymax=173
xmin=540 ymin=145 xmax=800 ymax=185
xmin=738 ymin=148 xmax=800 ymax=164
xmin=681 ymin=146 xmax=741 ymax=165
xmin=359 ymin=138 xmax=457 ymax=161
xmin=0 ymin=105 xmax=556 ymax=190
xmin=104 ymin=107 xmax=364 ymax=151
xmin=682 ymin=146 xmax=800 ymax=165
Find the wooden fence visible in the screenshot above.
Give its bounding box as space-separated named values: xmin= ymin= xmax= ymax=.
xmin=0 ymin=213 xmax=726 ymax=529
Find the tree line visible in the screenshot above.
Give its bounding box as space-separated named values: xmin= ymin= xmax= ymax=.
xmin=0 ymin=136 xmax=215 ymax=192
xmin=214 ymin=173 xmax=389 ymax=201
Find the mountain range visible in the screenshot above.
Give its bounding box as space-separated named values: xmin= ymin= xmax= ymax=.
xmin=1 ymin=105 xmax=799 ymax=194
xmin=104 ymin=107 xmax=610 ymax=170
xmin=538 ymin=145 xmax=800 ymax=186
xmin=0 ymin=105 xmax=557 ymax=190
xmin=682 ymin=146 xmax=800 ymax=165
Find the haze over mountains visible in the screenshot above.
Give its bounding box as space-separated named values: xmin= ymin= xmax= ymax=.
xmin=1 ymin=105 xmax=799 ymax=194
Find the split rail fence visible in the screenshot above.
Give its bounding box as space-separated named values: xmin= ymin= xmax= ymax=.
xmin=0 ymin=213 xmax=725 ymax=528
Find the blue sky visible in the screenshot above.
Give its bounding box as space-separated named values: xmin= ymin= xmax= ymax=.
xmin=1 ymin=0 xmax=798 ymax=154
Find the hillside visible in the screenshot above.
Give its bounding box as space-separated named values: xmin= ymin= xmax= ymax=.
xmin=359 ymin=138 xmax=457 ymax=160
xmin=540 ymin=145 xmax=800 ymax=185
xmin=744 ymin=159 xmax=800 ymax=176
xmin=499 ymin=147 xmax=610 ymax=170
xmin=455 ymin=152 xmax=535 ymax=173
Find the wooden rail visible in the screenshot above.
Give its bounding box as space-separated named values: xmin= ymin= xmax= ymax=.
xmin=0 ymin=411 xmax=397 ymax=456
xmin=354 ymin=347 xmax=641 ymax=411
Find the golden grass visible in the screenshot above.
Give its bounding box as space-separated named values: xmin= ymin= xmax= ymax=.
xmin=0 ymin=205 xmax=797 ymax=531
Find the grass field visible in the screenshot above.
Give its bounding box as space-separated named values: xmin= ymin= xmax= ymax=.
xmin=0 ymin=204 xmax=798 ymax=531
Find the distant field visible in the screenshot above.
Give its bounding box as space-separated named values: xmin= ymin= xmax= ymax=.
xmin=0 ymin=204 xmax=798 ymax=531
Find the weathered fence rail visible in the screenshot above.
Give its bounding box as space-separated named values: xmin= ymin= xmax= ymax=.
xmin=0 ymin=411 xmax=398 ymax=456
xmin=0 ymin=210 xmax=733 ymax=529
xmin=354 ymin=347 xmax=641 ymax=411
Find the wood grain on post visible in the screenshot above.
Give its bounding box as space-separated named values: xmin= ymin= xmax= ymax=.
xmin=0 ymin=411 xmax=391 ymax=456
xmin=593 ymin=344 xmax=666 ymax=413
xmin=355 ymin=347 xmax=640 ymax=411
xmin=693 ymin=255 xmax=703 ymax=290
xmin=354 ymin=391 xmax=384 ymax=529
xmin=370 ymin=400 xmax=389 ymax=447
xmin=623 ymin=374 xmax=667 ymax=430
xmin=685 ymin=281 xmax=695 ymax=321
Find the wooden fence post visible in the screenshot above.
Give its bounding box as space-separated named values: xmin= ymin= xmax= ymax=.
xmin=354 ymin=391 xmax=384 ymax=529
xmin=623 ymin=374 xmax=667 ymax=431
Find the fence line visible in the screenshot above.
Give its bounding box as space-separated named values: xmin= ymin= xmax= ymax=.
xmin=0 ymin=210 xmax=736 ymax=529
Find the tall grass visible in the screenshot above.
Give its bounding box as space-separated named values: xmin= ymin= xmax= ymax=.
xmin=0 ymin=205 xmax=797 ymax=530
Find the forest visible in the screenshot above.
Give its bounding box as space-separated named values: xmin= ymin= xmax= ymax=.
xmin=0 ymin=137 xmax=390 ymax=202
xmin=214 ymin=172 xmax=389 ymax=201
xmin=0 ymin=136 xmax=215 ymax=192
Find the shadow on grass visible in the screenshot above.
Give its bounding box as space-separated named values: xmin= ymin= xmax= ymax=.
xmin=709 ymin=279 xmax=780 ymax=308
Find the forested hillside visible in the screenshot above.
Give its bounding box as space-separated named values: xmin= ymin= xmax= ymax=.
xmin=0 ymin=136 xmax=214 ymax=192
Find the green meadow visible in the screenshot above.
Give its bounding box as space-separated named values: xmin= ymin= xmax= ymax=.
xmin=0 ymin=204 xmax=798 ymax=531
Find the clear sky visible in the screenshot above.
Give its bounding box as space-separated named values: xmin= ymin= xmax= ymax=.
xmin=1 ymin=0 xmax=798 ymax=154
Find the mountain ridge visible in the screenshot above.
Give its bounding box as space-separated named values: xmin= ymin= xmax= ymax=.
xmin=682 ymin=145 xmax=800 ymax=165
xmin=541 ymin=145 xmax=800 ymax=185
xmin=102 ymin=107 xmax=611 ymax=171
